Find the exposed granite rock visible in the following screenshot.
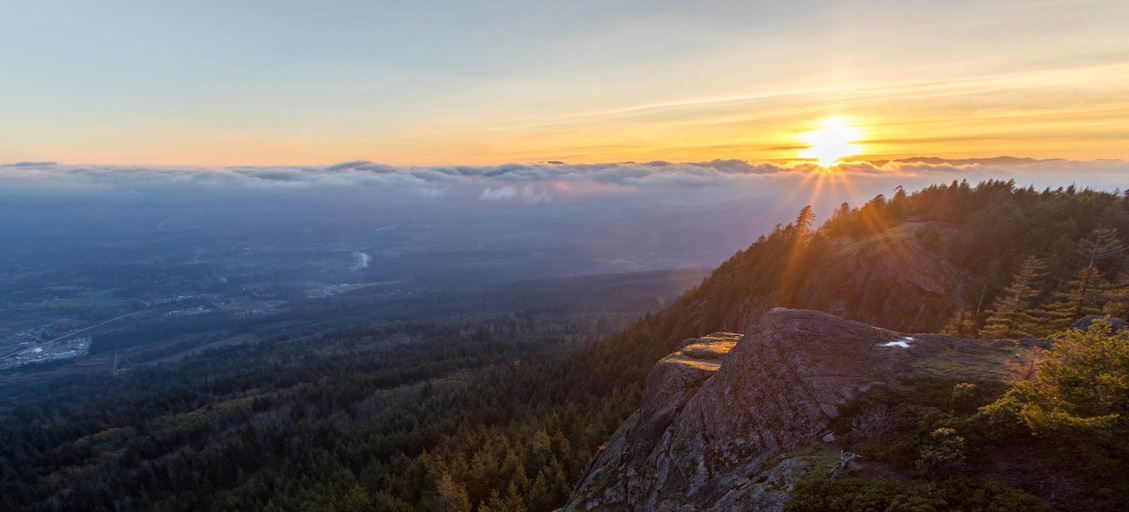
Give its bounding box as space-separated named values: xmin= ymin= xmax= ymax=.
xmin=706 ymin=455 xmax=814 ymax=512
xmin=566 ymin=308 xmax=972 ymax=512
xmin=1072 ymin=314 xmax=1127 ymax=333
xmin=1018 ymin=337 xmax=1052 ymax=349
xmin=625 ymin=334 xmax=740 ymax=474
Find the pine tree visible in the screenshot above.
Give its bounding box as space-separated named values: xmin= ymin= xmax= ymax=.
xmin=434 ymin=473 xmax=471 ymax=512
xmin=1043 ymin=266 xmax=1109 ymax=332
xmin=1102 ymin=274 xmax=1129 ymax=319
xmin=546 ymin=457 xmax=571 ymax=504
xmin=980 ymin=256 xmax=1047 ymax=339
xmin=833 ymin=201 xmax=851 ymax=220
xmin=941 ymin=309 xmax=977 ymax=337
xmin=478 ymin=490 xmax=505 ymax=512
xmin=823 ymin=202 xmax=853 ymax=238
xmin=527 ymin=471 xmax=551 ymax=512
xmin=794 ymin=205 xmax=815 ymax=236
xmin=889 ymin=185 xmax=909 ymax=220
xmin=998 ymin=319 xmax=1129 ymax=447
xmin=1080 ymin=227 xmax=1124 ymax=270
xmin=1042 ymin=228 xmax=1124 ymax=332
xmin=503 ymin=482 xmax=527 ymax=512
xmin=530 ymin=430 xmax=552 ymax=469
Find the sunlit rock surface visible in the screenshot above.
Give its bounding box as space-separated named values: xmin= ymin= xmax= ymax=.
xmin=566 ymin=308 xmax=972 ymax=512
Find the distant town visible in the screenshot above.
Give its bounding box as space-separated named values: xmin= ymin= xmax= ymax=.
xmin=0 ymin=333 xmax=91 ymax=370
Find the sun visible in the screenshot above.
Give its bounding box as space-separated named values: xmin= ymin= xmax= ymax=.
xmin=797 ymin=116 xmax=864 ymax=167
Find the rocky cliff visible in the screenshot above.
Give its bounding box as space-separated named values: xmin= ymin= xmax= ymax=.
xmin=793 ymin=222 xmax=971 ymax=331
xmin=566 ymin=308 xmax=982 ymax=512
xmin=719 ymin=221 xmax=973 ymax=334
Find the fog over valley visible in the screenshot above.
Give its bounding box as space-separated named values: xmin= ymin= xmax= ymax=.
xmin=3 ymin=157 xmax=1122 ymax=371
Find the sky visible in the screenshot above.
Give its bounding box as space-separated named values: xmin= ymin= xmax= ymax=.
xmin=2 ymin=0 xmax=1129 ymax=166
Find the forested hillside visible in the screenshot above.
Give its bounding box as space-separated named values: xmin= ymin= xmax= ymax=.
xmin=571 ymin=179 xmax=1129 ymax=511
xmin=584 ymin=180 xmax=1129 ymax=392
xmin=3 ymin=180 xmax=1128 ymax=511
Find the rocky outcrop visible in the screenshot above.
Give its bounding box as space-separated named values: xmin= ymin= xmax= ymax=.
xmin=625 ymin=333 xmax=742 ymax=475
xmin=792 ymin=222 xmax=972 ymax=332
xmin=1021 ymin=315 xmax=1127 ymax=349
xmin=1072 ymin=314 xmax=1127 ymax=333
xmin=716 ymin=222 xmax=972 ymax=335
xmin=566 ymin=308 xmax=969 ymax=512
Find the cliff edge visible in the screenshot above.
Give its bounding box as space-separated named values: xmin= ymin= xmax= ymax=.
xmin=566 ymin=308 xmax=979 ymax=512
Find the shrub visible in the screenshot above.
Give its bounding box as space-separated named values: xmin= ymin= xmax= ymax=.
xmin=950 ymin=382 xmax=979 ymax=413
xmin=915 ymin=428 xmax=967 ymax=478
xmin=984 ymin=320 xmax=1129 ymax=455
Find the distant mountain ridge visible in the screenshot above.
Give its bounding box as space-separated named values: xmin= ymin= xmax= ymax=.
xmin=868 ymin=156 xmax=1059 ymax=166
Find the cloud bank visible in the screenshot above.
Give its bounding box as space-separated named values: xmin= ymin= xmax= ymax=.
xmin=2 ymin=157 xmax=1126 ymax=204
xmin=3 ymin=156 xmax=1125 ymax=276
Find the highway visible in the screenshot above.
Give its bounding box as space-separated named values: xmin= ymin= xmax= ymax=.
xmin=37 ymin=310 xmax=149 ymax=345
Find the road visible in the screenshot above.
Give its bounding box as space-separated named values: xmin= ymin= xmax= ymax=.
xmin=38 ymin=310 xmax=149 ymax=345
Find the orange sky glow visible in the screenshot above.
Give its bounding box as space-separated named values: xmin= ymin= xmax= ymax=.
xmin=3 ymin=1 xmax=1128 ymax=167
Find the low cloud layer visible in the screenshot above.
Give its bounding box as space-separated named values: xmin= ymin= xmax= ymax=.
xmin=0 ymin=158 xmax=794 ymax=192
xmin=2 ymin=157 xmax=1126 ymax=204
xmin=479 ymin=185 xmax=553 ymax=204
xmin=3 ymin=156 xmax=1126 ymax=276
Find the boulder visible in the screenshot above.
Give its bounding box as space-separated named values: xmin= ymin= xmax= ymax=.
xmin=1071 ymin=315 xmax=1127 ymax=334
xmin=1018 ymin=337 xmax=1052 ymax=349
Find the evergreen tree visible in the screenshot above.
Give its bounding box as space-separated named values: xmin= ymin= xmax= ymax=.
xmin=941 ymin=309 xmax=977 ymax=337
xmin=434 ymin=473 xmax=470 ymax=512
xmin=503 ymin=482 xmax=527 ymax=512
xmin=889 ymin=185 xmax=909 ymax=220
xmin=478 ymin=490 xmax=505 ymax=512
xmin=823 ymin=202 xmax=853 ymax=238
xmin=832 ymin=201 xmax=851 ymax=220
xmin=527 ymin=471 xmax=551 ymax=512
xmin=1042 ymin=228 xmax=1124 ymax=332
xmin=993 ymin=320 xmax=1129 ymax=454
xmin=980 ymin=256 xmax=1047 ymax=339
xmin=1080 ymin=227 xmax=1125 ymax=270
xmin=1043 ymin=266 xmax=1109 ymax=332
xmin=794 ymin=205 xmax=815 ymax=236
xmin=1103 ymin=274 xmax=1129 ymax=319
